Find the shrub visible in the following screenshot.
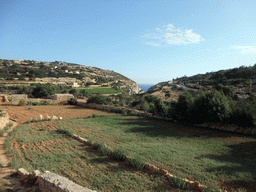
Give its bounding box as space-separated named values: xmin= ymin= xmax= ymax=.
xmin=128 ymin=156 xmax=145 ymax=171
xmin=67 ymin=98 xmax=77 ymax=105
xmin=69 ymin=89 xmax=80 ymax=97
xmin=98 ymin=144 xmax=112 ymax=156
xmin=0 ymin=130 xmax=4 ymax=136
xmin=112 ymin=148 xmax=127 ymax=161
xmin=25 ymin=120 xmax=31 ymax=124
xmin=169 ymin=176 xmax=187 ymax=190
xmin=57 ymin=128 xmax=74 ymax=137
xmin=87 ymin=95 xmax=113 ymax=105
xmin=227 ymin=100 xmax=256 ymax=127
xmin=172 ymin=91 xmax=194 ymax=123
xmin=92 ymin=142 xmax=102 ymax=149
xmin=41 ymin=101 xmax=50 ymax=105
xmin=32 ymin=83 xmax=56 ymax=98
xmin=110 ymin=108 xmax=122 ymax=114
xmin=190 ymin=91 xmax=231 ymax=124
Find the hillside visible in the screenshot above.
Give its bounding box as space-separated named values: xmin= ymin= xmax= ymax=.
xmin=147 ymin=63 xmax=256 ymax=101
xmin=0 ymin=59 xmax=144 ymax=95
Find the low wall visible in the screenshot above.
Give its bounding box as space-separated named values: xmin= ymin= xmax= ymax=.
xmin=0 ymin=111 xmax=9 ymax=130
xmin=17 ymin=169 xmax=96 ymax=192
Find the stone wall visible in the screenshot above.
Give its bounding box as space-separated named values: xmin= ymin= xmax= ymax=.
xmin=52 ymin=94 xmax=74 ymax=100
xmin=0 ymin=111 xmax=9 ymax=130
xmin=11 ymin=94 xmax=28 ymax=105
xmin=17 ymin=169 xmax=96 ymax=192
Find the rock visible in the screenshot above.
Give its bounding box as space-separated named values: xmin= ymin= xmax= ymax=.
xmin=52 ymin=115 xmax=58 ymax=120
xmin=32 ymin=170 xmax=41 ymax=178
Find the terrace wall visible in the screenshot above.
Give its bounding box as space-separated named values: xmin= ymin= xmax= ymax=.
xmin=17 ymin=169 xmax=96 ymax=192
xmin=11 ymin=94 xmax=28 ymax=105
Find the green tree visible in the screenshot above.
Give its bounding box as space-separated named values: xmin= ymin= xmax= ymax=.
xmin=32 ymin=83 xmax=56 ymax=98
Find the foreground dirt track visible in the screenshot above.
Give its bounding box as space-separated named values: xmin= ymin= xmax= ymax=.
xmin=1 ymin=105 xmax=111 ymax=124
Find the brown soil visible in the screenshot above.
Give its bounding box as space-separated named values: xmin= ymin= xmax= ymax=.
xmin=1 ymin=105 xmax=110 ymax=124
xmin=0 ymin=105 xmax=110 ymax=191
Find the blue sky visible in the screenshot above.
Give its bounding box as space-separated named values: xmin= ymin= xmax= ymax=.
xmin=1 ymin=0 xmax=256 ymax=84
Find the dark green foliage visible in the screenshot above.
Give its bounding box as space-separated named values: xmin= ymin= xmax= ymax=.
xmin=128 ymin=157 xmax=145 ymax=171
xmin=97 ymin=144 xmax=112 ymax=156
xmin=171 ymin=91 xmax=194 ymax=123
xmin=112 ymin=148 xmax=126 ymax=161
xmin=69 ymin=89 xmax=80 ymax=97
xmin=215 ymin=84 xmax=235 ymax=97
xmin=57 ymin=128 xmax=74 ymax=137
xmin=247 ymin=93 xmax=256 ymax=103
xmin=110 ymin=108 xmax=122 ymax=114
xmin=67 ymin=98 xmax=77 ymax=105
xmin=227 ymin=100 xmax=256 ymax=127
xmin=190 ymin=91 xmax=231 ymax=124
xmin=87 ymin=95 xmax=113 ymax=105
xmin=32 ymin=83 xmax=56 ymax=98
xmin=144 ymin=94 xmax=167 ymax=115
xmin=17 ymin=86 xmax=32 ymax=94
xmin=169 ymin=176 xmax=187 ymax=190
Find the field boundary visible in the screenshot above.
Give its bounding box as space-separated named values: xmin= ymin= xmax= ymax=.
xmin=72 ymin=133 xmax=206 ymax=191
xmin=77 ymin=102 xmax=256 ymax=136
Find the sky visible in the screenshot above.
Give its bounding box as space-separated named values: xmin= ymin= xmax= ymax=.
xmin=1 ymin=0 xmax=256 ymax=85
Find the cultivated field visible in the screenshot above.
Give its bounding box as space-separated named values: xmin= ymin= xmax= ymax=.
xmin=2 ymin=105 xmax=256 ymax=191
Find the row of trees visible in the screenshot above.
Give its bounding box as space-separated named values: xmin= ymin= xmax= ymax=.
xmin=132 ymin=89 xmax=256 ymax=128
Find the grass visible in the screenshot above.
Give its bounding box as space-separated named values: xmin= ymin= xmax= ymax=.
xmin=78 ymin=87 xmax=121 ymax=94
xmin=58 ymin=115 xmax=256 ymax=191
xmin=5 ymin=121 xmax=178 ymax=191
xmin=5 ymin=115 xmax=256 ymax=191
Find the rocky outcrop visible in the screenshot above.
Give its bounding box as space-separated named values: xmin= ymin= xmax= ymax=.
xmin=0 ymin=111 xmax=9 ymax=130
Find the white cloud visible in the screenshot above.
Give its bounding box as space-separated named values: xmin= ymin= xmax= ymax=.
xmin=233 ymin=45 xmax=256 ymax=54
xmin=144 ymin=24 xmax=204 ymax=46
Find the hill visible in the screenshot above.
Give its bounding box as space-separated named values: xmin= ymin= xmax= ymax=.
xmin=147 ymin=63 xmax=256 ymax=100
xmin=0 ymin=59 xmax=144 ymax=95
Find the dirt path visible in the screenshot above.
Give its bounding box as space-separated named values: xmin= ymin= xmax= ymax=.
xmin=0 ymin=121 xmax=40 ymax=191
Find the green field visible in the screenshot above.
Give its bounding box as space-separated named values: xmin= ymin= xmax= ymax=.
xmin=5 ymin=115 xmax=256 ymax=191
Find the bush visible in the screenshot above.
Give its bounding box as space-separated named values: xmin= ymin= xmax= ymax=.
xmin=32 ymin=83 xmax=57 ymax=98
xmin=190 ymin=91 xmax=231 ymax=124
xmin=128 ymin=156 xmax=145 ymax=171
xmin=69 ymin=89 xmax=80 ymax=97
xmin=27 ymin=101 xmax=41 ymax=105
xmin=169 ymin=176 xmax=187 ymax=190
xmin=57 ymin=128 xmax=74 ymax=137
xmin=67 ymin=98 xmax=77 ymax=105
xmin=98 ymin=144 xmax=112 ymax=156
xmin=112 ymin=148 xmax=127 ymax=160
xmin=171 ymin=91 xmax=194 ymax=123
xmin=110 ymin=108 xmax=122 ymax=114
xmin=87 ymin=95 xmax=113 ymax=105
xmin=226 ymin=100 xmax=256 ymax=127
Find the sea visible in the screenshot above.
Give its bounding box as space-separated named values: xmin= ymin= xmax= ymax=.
xmin=138 ymin=84 xmax=154 ymax=92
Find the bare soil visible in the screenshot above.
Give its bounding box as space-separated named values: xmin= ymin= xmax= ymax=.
xmin=1 ymin=105 xmax=110 ymax=124
xmin=0 ymin=105 xmax=110 ymax=191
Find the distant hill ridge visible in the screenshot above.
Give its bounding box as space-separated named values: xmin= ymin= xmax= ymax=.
xmin=0 ymin=59 xmax=144 ymax=95
xmin=148 ymin=63 xmax=256 ymax=92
